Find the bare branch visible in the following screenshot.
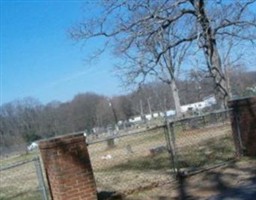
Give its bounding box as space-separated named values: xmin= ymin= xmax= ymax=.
xmin=156 ymin=35 xmax=197 ymax=64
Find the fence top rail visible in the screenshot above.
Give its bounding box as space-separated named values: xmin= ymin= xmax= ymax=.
xmin=0 ymin=157 xmax=39 ymax=172
xmin=169 ymin=108 xmax=233 ymax=124
xmin=87 ymin=124 xmax=166 ymax=145
xmin=52 ymin=109 xmax=232 ymax=146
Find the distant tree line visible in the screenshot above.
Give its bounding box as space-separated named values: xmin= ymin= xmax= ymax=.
xmin=0 ymin=68 xmax=255 ymax=149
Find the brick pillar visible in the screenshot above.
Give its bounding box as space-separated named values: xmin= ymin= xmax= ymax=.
xmin=39 ymin=133 xmax=97 ymax=200
xmin=228 ymin=97 xmax=256 ymax=157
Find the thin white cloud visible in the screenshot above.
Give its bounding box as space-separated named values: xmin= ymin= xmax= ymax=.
xmin=28 ymin=66 xmax=110 ymax=97
xmin=47 ymin=69 xmax=93 ymax=88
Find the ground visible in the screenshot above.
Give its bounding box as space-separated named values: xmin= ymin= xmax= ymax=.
xmin=123 ymin=157 xmax=256 ymax=200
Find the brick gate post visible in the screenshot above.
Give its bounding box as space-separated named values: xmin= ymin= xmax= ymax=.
xmin=39 ymin=133 xmax=97 ymax=200
xmin=228 ymin=97 xmax=256 ymax=157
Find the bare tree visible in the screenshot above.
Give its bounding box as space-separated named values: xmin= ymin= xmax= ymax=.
xmin=70 ymin=0 xmax=256 ymax=109
xmin=70 ymin=0 xmax=195 ymax=117
xmin=119 ymin=25 xmax=191 ymax=117
xmin=192 ymin=0 xmax=256 ymax=107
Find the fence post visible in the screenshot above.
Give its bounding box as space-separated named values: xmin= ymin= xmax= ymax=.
xmin=202 ymin=115 xmax=206 ymax=127
xmin=234 ymin=113 xmax=244 ymax=156
xmin=222 ymin=110 xmax=228 ymax=123
xmin=214 ymin=112 xmax=218 ymax=123
xmin=34 ymin=157 xmax=48 ymax=200
xmin=164 ymin=120 xmax=175 ymax=175
xmin=228 ymin=97 xmax=256 ymax=157
xmin=165 ymin=119 xmax=180 ymax=176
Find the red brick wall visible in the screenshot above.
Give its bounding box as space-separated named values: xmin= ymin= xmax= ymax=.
xmin=228 ymin=97 xmax=256 ymax=157
xmin=39 ymin=133 xmax=97 ymax=200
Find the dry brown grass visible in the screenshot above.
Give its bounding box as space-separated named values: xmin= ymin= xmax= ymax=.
xmin=88 ymin=123 xmax=234 ymax=194
xmin=0 ymin=160 xmax=42 ymax=200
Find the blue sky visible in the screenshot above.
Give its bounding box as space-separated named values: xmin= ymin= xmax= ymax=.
xmin=1 ymin=0 xmax=122 ymax=105
xmin=1 ymin=1 xmax=255 ymax=106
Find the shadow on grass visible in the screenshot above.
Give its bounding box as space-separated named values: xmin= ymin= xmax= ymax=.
xmin=178 ymin=159 xmax=256 ymax=200
xmin=121 ymin=156 xmax=256 ymax=200
xmin=98 ymin=191 xmax=126 ymax=200
xmin=207 ymin=173 xmax=256 ymax=200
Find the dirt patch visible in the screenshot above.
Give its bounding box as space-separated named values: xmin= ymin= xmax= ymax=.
xmin=124 ymin=157 xmax=256 ymax=200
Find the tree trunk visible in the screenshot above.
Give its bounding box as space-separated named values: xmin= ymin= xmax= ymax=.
xmin=191 ymin=0 xmax=229 ymax=109
xmin=224 ymin=61 xmax=232 ymax=98
xmin=170 ymin=79 xmax=182 ymax=118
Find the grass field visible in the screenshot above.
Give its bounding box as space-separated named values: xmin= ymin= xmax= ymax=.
xmin=0 ymin=159 xmax=42 ymax=200
xmin=0 ymin=151 xmax=38 ymax=169
xmin=88 ymin=123 xmax=235 ymax=194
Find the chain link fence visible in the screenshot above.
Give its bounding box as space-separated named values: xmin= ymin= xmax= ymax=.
xmin=168 ymin=110 xmax=236 ymax=175
xmin=0 ymin=157 xmax=48 ymax=200
xmin=88 ymin=110 xmax=237 ymax=195
xmin=87 ymin=126 xmax=174 ymax=195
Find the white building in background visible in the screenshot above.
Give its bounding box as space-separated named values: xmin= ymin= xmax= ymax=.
xmin=180 ymin=101 xmax=206 ymax=113
xmin=128 ymin=95 xmax=217 ymax=123
xmin=129 ymin=111 xmax=166 ymax=123
xmin=181 ymin=95 xmax=216 ymax=113
xmin=165 ymin=110 xmax=176 ymax=117
xmin=145 ymin=112 xmax=166 ymax=120
xmin=203 ymin=95 xmax=217 ymax=106
xmin=129 ymin=116 xmax=143 ymax=123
